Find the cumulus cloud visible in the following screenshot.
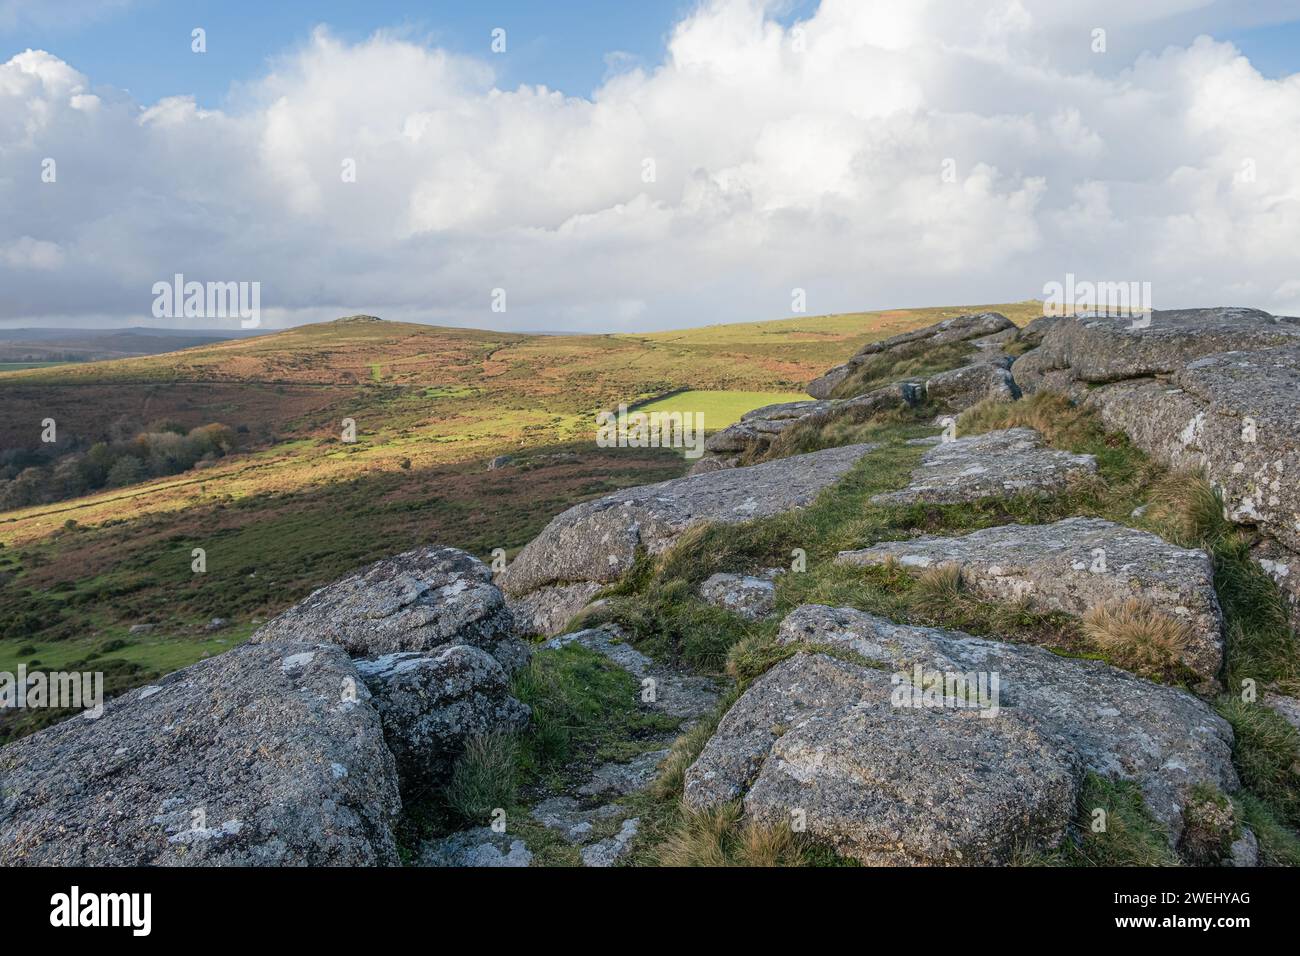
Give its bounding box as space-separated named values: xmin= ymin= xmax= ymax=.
xmin=2 ymin=0 xmax=1299 ymax=330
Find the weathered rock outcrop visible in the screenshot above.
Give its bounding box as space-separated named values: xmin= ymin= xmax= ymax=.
xmin=499 ymin=443 xmax=880 ymax=635
xmin=869 ymin=428 xmax=1096 ymax=506
xmin=837 ymin=517 xmax=1224 ymax=686
xmin=686 ymin=653 xmax=1078 ymax=865
xmin=1011 ymin=308 xmax=1300 ymax=395
xmin=356 ymin=645 xmax=530 ymax=793
xmin=0 ymin=546 xmax=541 ymax=866
xmin=808 ymin=312 xmax=1016 ymax=400
xmin=0 ymin=641 xmax=403 ymax=866
xmin=685 ymin=605 xmax=1238 ymax=863
xmin=253 ymin=546 xmax=529 ymax=672
xmin=698 ymin=358 xmax=1010 ymax=468
xmin=924 ymin=361 xmax=1018 ymax=409
xmin=1086 ymin=345 xmax=1300 ymax=554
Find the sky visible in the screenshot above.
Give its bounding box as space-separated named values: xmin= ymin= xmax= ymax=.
xmin=3 ymin=0 xmax=1300 ymax=332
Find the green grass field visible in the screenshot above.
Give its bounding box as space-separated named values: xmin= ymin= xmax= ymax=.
xmin=633 ymin=389 xmax=809 ymax=430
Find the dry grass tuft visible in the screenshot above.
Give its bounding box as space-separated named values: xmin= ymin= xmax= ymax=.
xmin=1143 ymin=470 xmax=1231 ymax=548
xmin=908 ymin=562 xmax=964 ymax=616
xmin=957 ymin=391 xmax=1094 ymax=447
xmin=654 ymin=801 xmax=806 ymax=867
xmin=1082 ymin=598 xmax=1192 ymax=682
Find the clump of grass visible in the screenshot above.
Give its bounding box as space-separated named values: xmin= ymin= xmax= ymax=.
xmin=1144 ymin=471 xmax=1234 ymax=548
xmin=1214 ymin=697 xmax=1300 ymax=828
xmin=959 ymin=391 xmax=1094 ymax=447
xmin=654 ymin=802 xmax=808 ymax=867
xmin=908 ymin=563 xmax=964 ymax=617
xmin=1082 ymin=598 xmax=1192 ymax=684
xmin=762 ymin=400 xmax=936 ymax=461
xmin=1026 ymin=774 xmax=1178 ymax=867
xmin=444 ymin=731 xmax=519 ymax=825
xmin=1178 ymin=783 xmax=1237 ymax=866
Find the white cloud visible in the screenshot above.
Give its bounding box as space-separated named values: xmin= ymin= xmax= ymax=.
xmin=2 ymin=0 xmax=1300 ymax=330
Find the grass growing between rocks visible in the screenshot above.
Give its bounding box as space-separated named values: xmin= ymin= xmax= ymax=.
xmin=394 ymin=641 xmax=680 ymax=862
xmin=589 ymin=398 xmax=1153 ymax=679
xmin=567 ymin=390 xmax=1300 ymax=866
xmin=827 ymin=340 xmax=976 ymax=399
xmin=509 ymin=641 xmax=682 ymax=792
xmin=1024 ymin=774 xmax=1179 ymax=867
xmin=1136 ymin=470 xmax=1300 ymax=856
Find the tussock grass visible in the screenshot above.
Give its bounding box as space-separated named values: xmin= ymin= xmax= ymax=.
xmin=445 ymin=731 xmax=519 ymax=825
xmin=1144 ymin=471 xmax=1233 ymax=548
xmin=761 ymin=400 xmax=936 ymax=461
xmin=959 ymin=391 xmax=1094 ymax=447
xmin=1082 ymin=598 xmax=1193 ymax=684
xmin=909 ymin=563 xmax=965 ymax=617
xmin=654 ymin=802 xmax=809 ymax=867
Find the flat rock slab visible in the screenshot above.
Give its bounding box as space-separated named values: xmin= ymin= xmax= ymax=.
xmin=837 ymin=517 xmax=1224 ymax=685
xmin=685 ymin=653 xmax=1078 ymax=865
xmin=253 ymin=546 xmax=528 ymax=672
xmin=420 ymin=827 xmax=532 ymax=867
xmin=773 ymin=606 xmax=1233 ymax=842
xmin=581 ymin=818 xmax=639 ymax=867
xmin=0 ymin=642 xmax=402 ymax=866
xmin=698 ymin=570 xmax=779 ymax=620
xmin=544 ymin=627 xmax=720 ymax=723
xmin=1089 ymin=345 xmax=1300 ymax=553
xmin=500 ymin=443 xmax=878 ymax=617
xmin=578 ymin=749 xmax=669 ymax=798
xmin=531 ymin=796 xmax=624 ymax=844
xmin=869 ymin=428 xmax=1096 ymax=505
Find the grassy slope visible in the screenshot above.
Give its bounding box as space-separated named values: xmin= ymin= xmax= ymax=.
xmin=0 ymin=302 xmax=1039 ymax=740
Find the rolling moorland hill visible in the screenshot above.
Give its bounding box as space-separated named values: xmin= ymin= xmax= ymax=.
xmin=0 ymin=302 xmax=1041 ymax=740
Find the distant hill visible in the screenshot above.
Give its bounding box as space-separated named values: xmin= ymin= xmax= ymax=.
xmin=0 ymin=326 xmax=260 ymax=364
